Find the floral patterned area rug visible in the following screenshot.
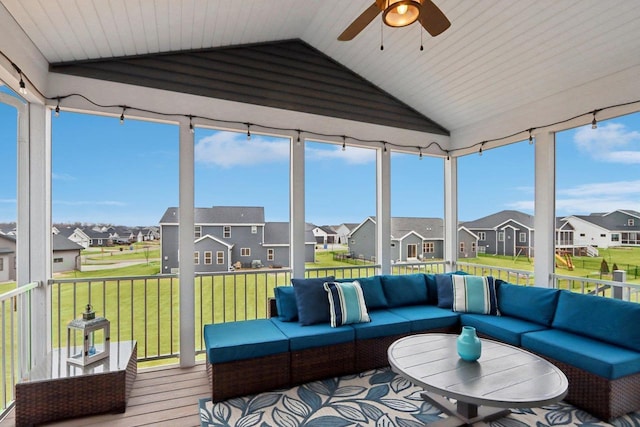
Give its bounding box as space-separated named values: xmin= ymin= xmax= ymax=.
xmin=199 ymin=368 xmax=639 ymax=427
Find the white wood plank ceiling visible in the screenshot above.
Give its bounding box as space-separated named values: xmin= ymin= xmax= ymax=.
xmin=2 ymin=0 xmax=640 ymax=151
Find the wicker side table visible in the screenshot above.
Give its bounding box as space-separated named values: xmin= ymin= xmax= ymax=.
xmin=15 ymin=340 xmax=136 ymax=426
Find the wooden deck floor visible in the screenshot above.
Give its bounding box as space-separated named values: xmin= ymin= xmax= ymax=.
xmin=1 ymin=363 xmax=209 ymax=427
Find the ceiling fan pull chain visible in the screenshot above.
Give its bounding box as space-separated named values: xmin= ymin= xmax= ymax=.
xmin=380 ymin=16 xmax=384 ymax=50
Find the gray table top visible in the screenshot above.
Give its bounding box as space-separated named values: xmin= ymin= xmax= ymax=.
xmin=388 ymin=334 xmax=568 ymax=409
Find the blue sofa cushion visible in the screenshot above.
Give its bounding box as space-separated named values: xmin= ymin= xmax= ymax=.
xmin=270 ymin=317 xmax=354 ymax=351
xmin=522 ymin=329 xmax=640 ymax=380
xmin=324 ymin=281 xmax=370 ymax=327
xmin=389 ymin=305 xmax=460 ymax=332
xmin=380 ymin=274 xmax=428 ymax=307
xmin=460 ymin=313 xmax=547 ymax=346
xmin=498 ymin=283 xmax=559 ymax=326
xmin=349 ymin=310 xmax=411 ymax=340
xmin=274 ymin=286 xmax=298 ymax=321
xmin=452 ymin=275 xmax=498 ymax=315
xmin=203 ymin=319 xmax=289 ymax=364
xmin=336 ymin=276 xmax=388 ymax=309
xmin=552 ymin=291 xmax=640 ymax=352
xmin=292 ymin=276 xmax=335 ymax=326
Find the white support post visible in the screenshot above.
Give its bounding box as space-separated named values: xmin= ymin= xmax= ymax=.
xmin=444 ymin=157 xmax=458 ymax=272
xmin=534 ymin=131 xmax=556 ymax=288
xmin=178 ymin=118 xmax=195 ymax=367
xmin=290 ymin=135 xmax=305 ymax=278
xmin=16 ymin=103 xmax=52 ymax=374
xmin=376 ymin=148 xmax=391 ymax=274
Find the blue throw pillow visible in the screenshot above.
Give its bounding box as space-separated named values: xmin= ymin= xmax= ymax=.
xmin=274 ymin=286 xmax=298 ymax=321
xmin=292 ymin=276 xmax=335 ymax=326
xmin=436 ymin=273 xmax=454 ymax=308
xmin=355 ymin=276 xmax=388 ymax=309
xmin=324 ymin=282 xmax=370 ymax=327
xmin=436 ymin=271 xmax=469 ymax=308
xmin=451 ymin=275 xmax=499 ymax=315
xmin=498 ymin=282 xmax=559 ymax=326
xmin=380 ymin=274 xmax=428 ymax=307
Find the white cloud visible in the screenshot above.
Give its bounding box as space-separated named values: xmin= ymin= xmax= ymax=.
xmin=306 ymin=146 xmax=375 ymax=165
xmin=194 ymin=132 xmax=289 ymax=168
xmin=574 ymin=122 xmax=640 ymax=163
xmin=507 ymin=180 xmax=640 ymax=215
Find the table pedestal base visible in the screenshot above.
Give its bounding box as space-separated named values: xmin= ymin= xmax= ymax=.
xmin=421 ymin=392 xmax=511 ymax=426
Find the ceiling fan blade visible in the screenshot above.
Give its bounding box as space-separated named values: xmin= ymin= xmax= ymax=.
xmin=338 ymin=3 xmax=381 ymax=41
xmin=419 ymin=0 xmax=451 ymax=37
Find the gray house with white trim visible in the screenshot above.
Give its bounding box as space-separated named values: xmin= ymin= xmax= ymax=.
xmin=159 ymin=206 xmax=315 ymax=273
xmin=463 ymin=210 xmax=534 ymax=257
xmin=348 ymin=216 xmax=477 ymax=263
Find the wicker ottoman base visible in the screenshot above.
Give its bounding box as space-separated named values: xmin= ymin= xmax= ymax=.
xmin=15 ymin=341 xmax=137 ymax=427
xmin=207 ymin=352 xmax=291 ymax=402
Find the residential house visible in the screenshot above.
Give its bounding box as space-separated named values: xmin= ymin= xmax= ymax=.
xmin=0 ymin=234 xmax=83 ymax=280
xmin=160 ymin=206 xmax=315 ymax=273
xmin=561 ymin=210 xmax=640 ymax=249
xmin=348 ymin=217 xmax=477 ymax=263
xmin=83 ymin=229 xmax=113 ymax=247
xmin=0 ymin=234 xmax=16 ymax=282
xmin=136 ymin=226 xmax=160 ymax=242
xmin=51 ymin=234 xmax=84 ymax=272
xmin=335 ymin=223 xmax=358 ymax=245
xmin=463 ymin=210 xmax=534 ymax=257
xmin=311 ymin=225 xmax=338 ymax=245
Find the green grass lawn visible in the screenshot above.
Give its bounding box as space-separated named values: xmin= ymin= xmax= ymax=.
xmin=461 ymin=247 xmax=640 ymax=283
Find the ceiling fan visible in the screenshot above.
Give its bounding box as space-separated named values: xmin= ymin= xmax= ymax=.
xmin=338 ymin=0 xmax=450 ymax=41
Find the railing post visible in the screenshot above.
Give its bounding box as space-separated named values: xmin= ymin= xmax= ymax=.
xmin=612 ymin=270 xmax=628 ymax=300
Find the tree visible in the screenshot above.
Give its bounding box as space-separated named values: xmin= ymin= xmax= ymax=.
xmin=600 ymin=259 xmax=609 ymax=274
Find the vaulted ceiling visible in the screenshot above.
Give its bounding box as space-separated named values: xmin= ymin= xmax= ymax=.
xmin=1 ymin=0 xmax=639 ymax=156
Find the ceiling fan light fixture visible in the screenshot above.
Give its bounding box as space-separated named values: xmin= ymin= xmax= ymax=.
xmin=383 ymin=0 xmax=421 ymax=27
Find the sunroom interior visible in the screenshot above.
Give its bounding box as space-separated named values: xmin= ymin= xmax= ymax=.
xmin=1 ymin=0 xmax=640 ymax=425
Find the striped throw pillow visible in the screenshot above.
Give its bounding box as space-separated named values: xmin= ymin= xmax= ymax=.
xmin=324 ymin=281 xmax=371 ymax=327
xmin=452 ymin=275 xmax=499 ymax=315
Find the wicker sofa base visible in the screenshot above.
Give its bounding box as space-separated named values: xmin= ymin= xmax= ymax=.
xmin=207 ymin=352 xmax=291 ymax=402
xmin=291 ymin=341 xmax=355 ymax=385
xmin=542 ymin=355 xmax=640 ymax=421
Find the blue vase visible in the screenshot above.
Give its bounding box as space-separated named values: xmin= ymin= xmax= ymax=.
xmin=457 ymin=326 xmax=481 ymax=362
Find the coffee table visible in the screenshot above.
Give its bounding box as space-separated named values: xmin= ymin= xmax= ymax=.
xmin=388 ymin=334 xmax=568 ymax=427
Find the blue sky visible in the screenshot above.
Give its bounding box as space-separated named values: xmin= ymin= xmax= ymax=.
xmin=1 ymin=86 xmax=639 ymax=226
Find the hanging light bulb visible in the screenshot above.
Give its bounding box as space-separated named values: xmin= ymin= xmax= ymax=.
xmin=479 ymin=143 xmax=484 ymax=156
xmin=120 ymin=107 xmax=126 ymax=125
xmin=247 ymin=124 xmax=251 ymax=140
xmin=55 ymin=98 xmax=60 ymax=117
xmin=342 ymin=136 xmax=346 ymax=152
xmin=296 ymin=130 xmax=301 ymax=146
xmin=419 ymin=148 xmax=423 ymax=160
xmin=528 ymin=129 xmax=534 ymax=145
xmin=18 ymin=74 xmax=27 ymax=95
xmin=383 ymin=143 xmax=388 ymax=154
xmin=189 ymin=116 xmax=194 ymax=133
xmin=591 ymin=111 xmax=598 ymax=129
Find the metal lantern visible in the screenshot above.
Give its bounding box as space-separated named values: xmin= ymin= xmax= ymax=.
xmin=66 ymin=304 xmax=110 ymax=366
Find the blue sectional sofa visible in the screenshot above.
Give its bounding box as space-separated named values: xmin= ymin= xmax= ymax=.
xmin=203 ymin=272 xmax=640 ymax=421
